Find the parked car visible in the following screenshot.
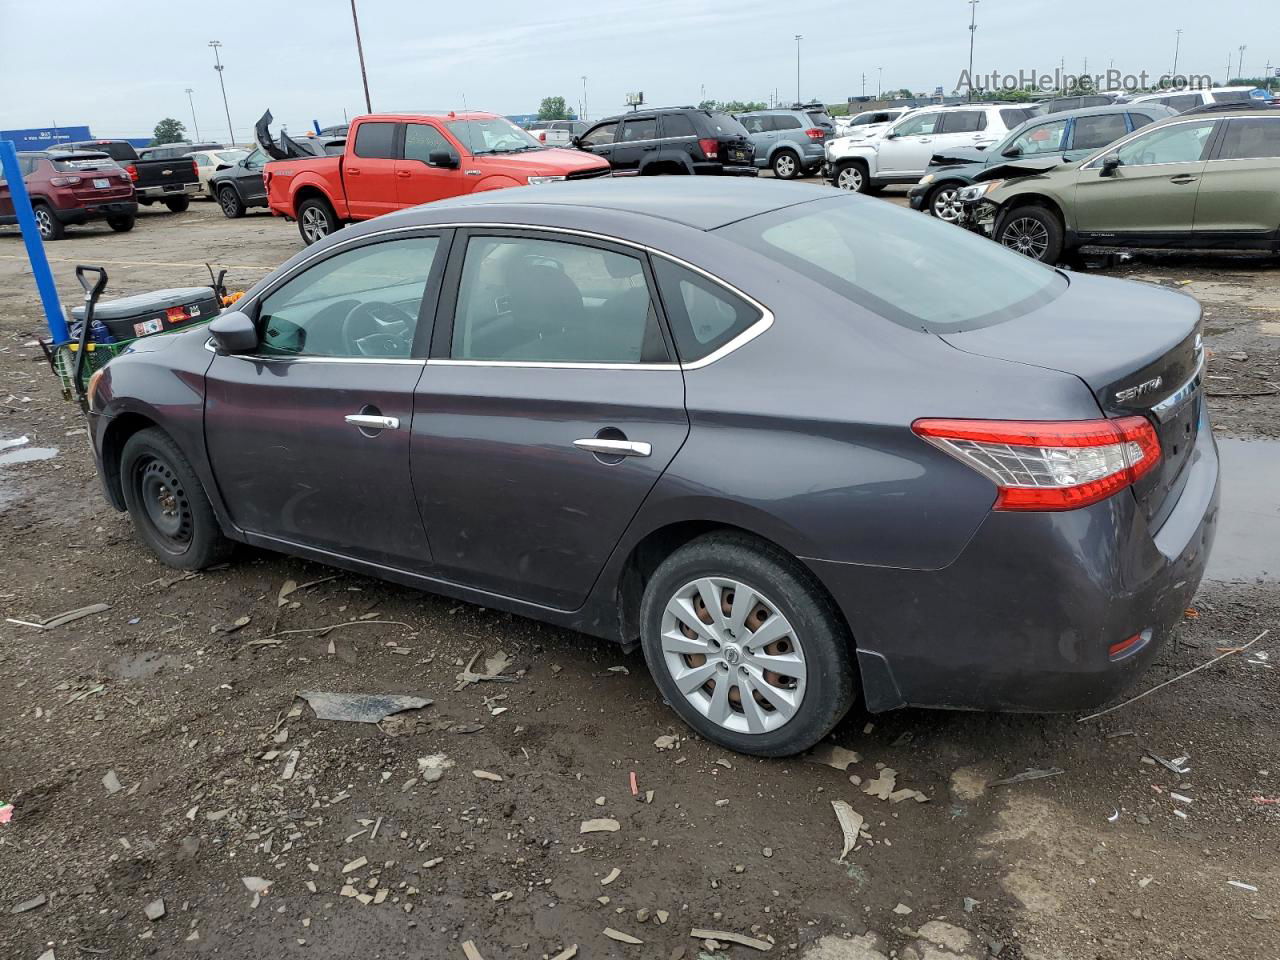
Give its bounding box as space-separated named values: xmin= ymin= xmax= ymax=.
xmin=140 ymin=142 xmax=224 ymax=161
xmin=51 ymin=139 xmax=200 ymax=212
xmin=262 ymin=111 xmax=610 ymax=244
xmin=574 ymin=107 xmax=757 ymax=177
xmin=955 ymin=107 xmax=1280 ymax=263
xmin=190 ymin=148 xmax=247 ymax=197
xmin=87 ymin=178 xmax=1217 ymax=756
xmin=527 ymin=120 xmax=586 ymax=145
xmin=0 ymin=150 xmax=136 ymax=240
xmin=737 ymin=109 xmax=830 ymax=179
xmin=213 ymin=140 xmax=342 ymax=218
xmin=1127 ymin=86 xmax=1271 ymax=112
xmin=1029 ymin=93 xmax=1124 ymax=115
xmin=825 ymin=104 xmax=1035 ymax=192
xmin=908 ymin=104 xmax=1176 ymax=221
xmin=834 ymin=107 xmax=914 ymax=139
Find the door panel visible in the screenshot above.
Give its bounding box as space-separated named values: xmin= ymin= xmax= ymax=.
xmin=346 ymin=121 xmax=401 ymax=218
xmin=239 ymin=149 xmax=269 ymax=203
xmin=876 ymin=112 xmax=943 ymax=176
xmin=1192 ymin=117 xmax=1280 ymax=236
xmin=398 ymin=122 xmax=466 ymax=206
xmin=612 ymin=116 xmax=658 ymax=175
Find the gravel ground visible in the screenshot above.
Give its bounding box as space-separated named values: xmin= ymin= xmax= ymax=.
xmin=1 ymin=197 xmax=1278 ymax=960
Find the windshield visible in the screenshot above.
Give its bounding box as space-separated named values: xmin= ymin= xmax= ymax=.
xmin=446 ymin=118 xmax=544 ymax=155
xmin=719 ymin=197 xmax=1065 ymax=333
xmin=214 ymin=150 xmax=247 ymax=164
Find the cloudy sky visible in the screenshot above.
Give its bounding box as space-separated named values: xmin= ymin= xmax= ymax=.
xmin=0 ymin=0 xmax=1265 ymax=142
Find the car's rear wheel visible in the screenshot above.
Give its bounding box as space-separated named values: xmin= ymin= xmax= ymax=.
xmin=995 ymin=205 xmax=1063 ymax=264
xmin=33 ymin=203 xmax=64 ymax=241
xmin=106 ymin=216 xmax=135 ymax=233
xmin=298 ymin=197 xmax=339 ymax=245
xmin=772 ymin=149 xmax=802 ymax=180
xmin=639 ymin=532 xmax=856 ymax=756
xmin=164 ymin=197 xmax=190 ymax=213
xmin=927 ymin=182 xmax=964 ymax=222
xmin=833 ymin=160 xmax=869 ymax=193
xmin=120 ymin=428 xmax=232 ymax=570
xmin=218 ymin=185 xmax=246 ymax=219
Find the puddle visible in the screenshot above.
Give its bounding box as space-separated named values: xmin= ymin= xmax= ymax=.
xmin=1207 ymin=438 xmax=1280 ymax=582
xmin=0 ymin=446 xmax=58 ymax=467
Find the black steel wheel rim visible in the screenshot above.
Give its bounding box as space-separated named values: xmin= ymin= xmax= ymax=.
xmin=137 ymin=457 xmax=193 ymax=552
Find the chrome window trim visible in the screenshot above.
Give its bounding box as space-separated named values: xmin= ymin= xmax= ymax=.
xmin=202 ymin=339 xmax=425 ymax=365
xmin=1079 ymin=117 xmax=1218 ymax=170
xmin=235 ymin=221 xmax=774 ymax=371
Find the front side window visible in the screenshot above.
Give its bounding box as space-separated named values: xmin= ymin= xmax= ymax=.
xmin=1008 ymin=118 xmax=1068 ymax=155
xmin=892 ymin=112 xmax=942 ymax=137
xmin=1115 ymin=120 xmax=1216 ymax=166
xmin=620 ymin=117 xmax=658 ymax=142
xmin=404 ymin=123 xmax=454 ymax=163
xmin=580 ymin=122 xmax=617 ymax=146
xmin=243 ymin=148 xmax=267 ymax=170
xmin=353 ymin=122 xmax=398 ymax=159
xmin=1217 ymin=118 xmax=1280 ymax=160
xmin=451 ymin=236 xmax=667 ymax=364
xmin=257 ymin=237 xmax=440 ymax=359
xmin=739 ymin=115 xmax=766 ymax=134
xmin=1070 ymin=113 xmax=1128 ymax=151
xmin=653 ymin=259 xmax=761 ymax=363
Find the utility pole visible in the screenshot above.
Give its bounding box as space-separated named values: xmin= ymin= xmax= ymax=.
xmin=185 ymin=88 xmax=200 ymax=142
xmin=580 ymin=75 xmax=588 ymax=121
xmin=794 ymin=34 xmax=803 ymax=105
xmin=208 ymin=42 xmax=235 ymax=147
xmin=1172 ymin=29 xmax=1181 ymax=76
xmin=967 ymin=0 xmax=979 ymax=102
xmin=861 ymin=72 xmax=866 ymax=98
xmin=877 ymin=66 xmax=883 ymax=99
xmin=349 ymin=0 xmax=372 ymax=113
xmin=1237 ymin=44 xmax=1247 ymax=81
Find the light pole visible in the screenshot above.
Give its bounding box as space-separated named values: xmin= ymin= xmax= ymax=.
xmin=185 ymin=87 xmax=200 ymax=142
xmin=208 ymin=42 xmax=235 ymax=146
xmin=967 ymin=0 xmax=979 ymax=102
xmin=581 ymin=75 xmax=588 ymax=121
xmin=349 ymin=0 xmax=372 ymax=113
xmin=877 ymin=66 xmax=883 ymax=99
xmin=1172 ymin=29 xmax=1181 ymax=77
xmin=794 ymin=34 xmax=803 ymax=105
xmin=1237 ymin=44 xmax=1247 ymax=82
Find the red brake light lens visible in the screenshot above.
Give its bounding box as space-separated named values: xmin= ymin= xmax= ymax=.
xmin=538 ymin=131 xmax=547 ymax=142
xmin=125 ymin=164 xmax=139 ymax=181
xmin=911 ymin=416 xmax=1161 ymax=511
xmin=805 ymin=127 xmax=825 ymax=140
xmin=49 ymin=175 xmax=82 ymax=186
xmin=698 ymin=137 xmax=719 ymax=159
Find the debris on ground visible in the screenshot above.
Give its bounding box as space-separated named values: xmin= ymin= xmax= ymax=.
xmin=1228 ymin=881 xmax=1259 ymax=892
xmin=241 ymin=877 xmax=273 ymax=893
xmin=12 ymin=894 xmax=47 ymax=914
xmin=277 ymin=575 xmax=337 ymax=606
xmin=143 ymin=898 xmax=165 ymax=921
xmin=862 ymin=768 xmax=897 ymax=799
xmin=462 ymin=940 xmax=486 ymax=960
xmin=603 ymin=927 xmax=643 ymax=945
xmin=299 ymin=691 xmax=433 ymax=723
xmin=830 ymin=800 xmax=864 ymax=861
xmin=1147 ymin=752 xmax=1191 ymax=776
xmin=548 ymin=947 xmax=578 ymax=960
xmin=472 ymin=769 xmax=503 ymax=782
xmin=0 ymin=802 xmax=12 ymax=824
xmin=418 ymin=753 xmax=455 ymax=782
xmin=690 ymin=928 xmax=773 ymax=951
xmin=102 ymin=769 xmax=123 ymax=795
xmin=987 ymin=767 xmax=1064 ymax=787
xmin=5 ymin=601 xmax=111 ymax=630
xmin=654 ymin=735 xmax=680 ymax=751
xmin=580 ymin=818 xmax=621 ymax=833
xmin=455 ymin=650 xmax=516 ymax=690
xmin=893 ymin=903 xmax=912 ymax=915
xmin=601 ymin=867 xmax=620 ymax=886
xmin=807 ymin=743 xmax=861 ymax=771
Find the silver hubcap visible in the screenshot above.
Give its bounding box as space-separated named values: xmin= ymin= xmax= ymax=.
xmin=1001 ymin=217 xmax=1050 ymax=259
xmin=35 ymin=209 xmax=52 ymax=236
xmin=302 ymin=207 xmax=330 ymax=242
xmin=775 ymin=154 xmax=796 ymax=178
xmin=661 ymin=577 xmax=806 ymax=735
xmin=837 ymin=166 xmax=862 ymax=191
xmin=932 ymin=188 xmax=962 ymax=222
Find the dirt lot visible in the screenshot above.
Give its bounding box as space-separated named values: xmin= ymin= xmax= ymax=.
xmin=1 ymin=196 xmax=1278 ymax=960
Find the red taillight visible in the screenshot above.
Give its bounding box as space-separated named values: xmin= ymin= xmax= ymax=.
xmin=698 ymin=137 xmax=719 ymax=159
xmin=192 ymin=159 xmax=199 ymax=178
xmin=125 ymin=164 xmax=139 ymax=181
xmin=805 ymin=127 xmax=825 ymax=140
xmin=911 ymin=416 xmax=1161 ymax=511
xmin=538 ymin=131 xmax=547 ymax=142
xmin=49 ymin=175 xmax=82 ymax=186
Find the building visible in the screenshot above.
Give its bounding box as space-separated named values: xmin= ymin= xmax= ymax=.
xmin=1 ymin=125 xmax=93 ymax=150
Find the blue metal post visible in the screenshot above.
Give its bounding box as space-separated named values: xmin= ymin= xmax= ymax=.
xmin=0 ymin=140 xmax=68 ymax=342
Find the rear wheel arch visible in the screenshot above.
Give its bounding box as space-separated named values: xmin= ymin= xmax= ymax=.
xmin=291 ymin=184 xmax=334 ymax=219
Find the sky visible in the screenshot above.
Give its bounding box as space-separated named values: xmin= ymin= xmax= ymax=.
xmin=0 ymin=0 xmax=1268 ymax=143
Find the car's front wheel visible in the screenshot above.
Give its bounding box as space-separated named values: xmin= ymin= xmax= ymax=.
xmin=927 ymin=182 xmax=964 ymax=222
xmin=995 ymin=204 xmax=1064 ymax=264
xmin=120 ymin=428 xmax=232 ymax=570
xmin=639 ymin=532 xmax=856 ymax=756
xmin=833 ymin=159 xmax=869 ymax=193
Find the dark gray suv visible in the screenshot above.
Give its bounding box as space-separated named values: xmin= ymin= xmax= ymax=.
xmin=86 ymin=179 xmax=1217 ymax=756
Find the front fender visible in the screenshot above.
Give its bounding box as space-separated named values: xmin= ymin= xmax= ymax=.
xmin=472 ymin=175 xmax=524 ymax=193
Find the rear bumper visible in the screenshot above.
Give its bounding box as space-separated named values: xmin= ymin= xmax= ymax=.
xmin=136 ymin=182 xmax=200 ymax=199
xmin=54 ymin=200 xmax=139 ymax=224
xmin=806 ymin=413 xmax=1220 ymax=713
xmin=907 ymin=184 xmax=929 ymax=210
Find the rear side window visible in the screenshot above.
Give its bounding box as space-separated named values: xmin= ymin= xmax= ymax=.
xmin=353 ymin=122 xmax=398 ymax=159
xmin=662 ymin=114 xmax=697 ymax=138
xmin=1070 ymin=113 xmax=1128 ymax=150
xmin=1213 ymin=90 xmax=1253 ymax=103
xmin=1128 ymin=112 xmax=1160 ymax=129
xmin=620 ymin=117 xmax=658 ymax=141
xmin=1081 ymin=96 xmax=1112 ymax=108
xmin=999 ymin=109 xmax=1034 ymax=127
xmin=1218 ymin=118 xmax=1280 ymax=160
xmin=941 ymin=111 xmax=986 ymax=133
xmin=705 ymin=112 xmax=749 ymax=136
xmin=1161 ymin=94 xmax=1202 ymax=111
xmin=653 ymin=259 xmax=761 ymax=362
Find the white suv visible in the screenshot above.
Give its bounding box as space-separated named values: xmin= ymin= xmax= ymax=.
xmin=1126 ymin=85 xmax=1270 ymax=112
xmin=825 ymin=103 xmax=1036 ymax=193
xmin=834 ymin=107 xmax=914 ymax=141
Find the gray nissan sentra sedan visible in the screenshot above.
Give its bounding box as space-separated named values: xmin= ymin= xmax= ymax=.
xmin=85 ymin=178 xmax=1218 ymax=756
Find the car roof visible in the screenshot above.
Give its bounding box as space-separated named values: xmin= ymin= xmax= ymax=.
xmin=394 ymin=176 xmax=833 ymax=231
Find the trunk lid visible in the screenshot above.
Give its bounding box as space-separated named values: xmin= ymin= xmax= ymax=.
xmin=132 ymin=156 xmax=198 ymax=189
xmin=941 ymin=273 xmax=1205 ymax=527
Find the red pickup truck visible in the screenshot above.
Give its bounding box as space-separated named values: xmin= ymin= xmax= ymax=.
xmin=263 ymin=111 xmax=611 ymax=244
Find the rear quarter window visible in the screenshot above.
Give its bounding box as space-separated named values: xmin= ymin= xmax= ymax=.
xmin=653 ymin=259 xmax=762 ymax=362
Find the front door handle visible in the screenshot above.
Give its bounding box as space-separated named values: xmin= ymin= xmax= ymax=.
xmin=346 ymin=414 xmax=400 ymax=430
xmin=346 ymin=168 xmax=361 ymax=175
xmin=1169 ymin=175 xmax=1199 ymax=184
xmin=396 ymin=170 xmax=411 ymax=178
xmin=573 ymin=438 xmax=651 ymax=457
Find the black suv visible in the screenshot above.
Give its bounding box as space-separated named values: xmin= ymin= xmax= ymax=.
xmin=574 ymin=107 xmax=757 ymax=176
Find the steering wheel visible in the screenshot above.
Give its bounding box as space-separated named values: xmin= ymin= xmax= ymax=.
xmin=340 ymin=301 xmax=416 ymax=357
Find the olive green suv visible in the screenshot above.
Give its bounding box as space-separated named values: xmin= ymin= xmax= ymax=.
xmin=956 ymin=106 xmax=1280 ymax=263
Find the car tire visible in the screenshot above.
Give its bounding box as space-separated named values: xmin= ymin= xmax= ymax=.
xmin=833 ymin=160 xmax=870 ymax=193
xmin=120 ymin=428 xmax=232 ymax=571
xmin=164 ymin=197 xmax=191 ymax=213
xmin=926 ymin=182 xmax=964 ymax=223
xmin=32 ymin=203 xmax=64 ymax=241
xmin=106 ymin=216 xmax=135 ymax=233
xmin=771 ymin=149 xmax=802 ymax=180
xmin=218 ymin=186 xmax=247 ymax=219
xmin=995 ymin=205 xmax=1064 ymax=264
xmin=639 ymin=531 xmax=857 ymax=757
xmin=297 ymin=197 xmax=339 ymax=245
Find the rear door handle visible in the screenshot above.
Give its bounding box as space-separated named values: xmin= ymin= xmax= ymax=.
xmin=346 ymin=414 xmax=400 ymax=430
xmin=1169 ymin=175 xmax=1199 ymax=184
xmin=573 ymin=438 xmax=651 ymax=457
xmin=346 ymin=168 xmax=361 ymax=175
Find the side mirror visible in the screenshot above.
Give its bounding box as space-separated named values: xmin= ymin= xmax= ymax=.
xmin=428 ymin=150 xmax=460 ymax=169
xmin=884 ymin=131 xmax=899 ymax=139
xmin=209 ymin=311 xmax=258 ymax=354
xmin=1002 ymin=144 xmax=1023 ymax=158
xmin=1100 ymin=154 xmax=1121 ymax=176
